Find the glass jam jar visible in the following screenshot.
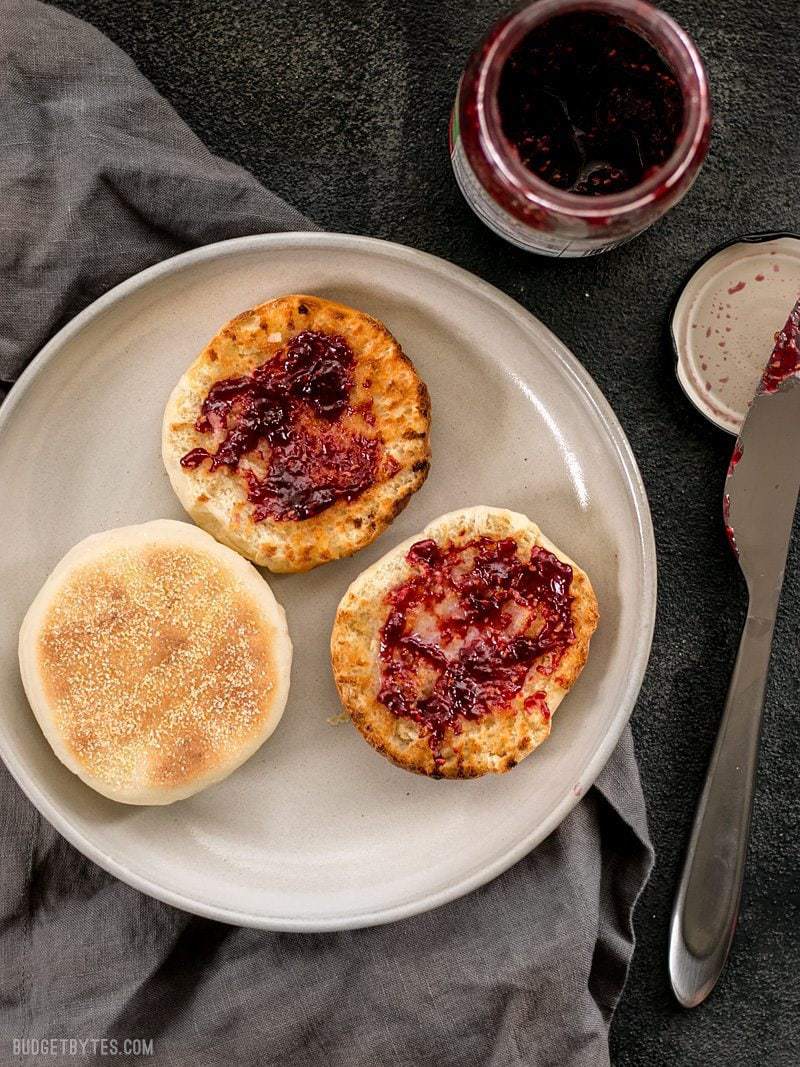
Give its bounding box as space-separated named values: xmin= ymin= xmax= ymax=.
xmin=450 ymin=0 xmax=711 ymax=257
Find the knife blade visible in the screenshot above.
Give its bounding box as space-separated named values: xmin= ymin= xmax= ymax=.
xmin=669 ymin=297 xmax=800 ymax=1008
xmin=725 ymin=298 xmax=800 ymax=587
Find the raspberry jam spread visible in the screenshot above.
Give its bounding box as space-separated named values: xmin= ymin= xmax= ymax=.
xmin=180 ymin=330 xmax=382 ymax=522
xmin=759 ymin=299 xmax=800 ymax=394
xmin=498 ymin=13 xmax=684 ymax=195
xmin=377 ymin=536 xmax=575 ymax=768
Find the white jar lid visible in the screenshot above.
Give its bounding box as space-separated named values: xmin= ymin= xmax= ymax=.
xmin=672 ymin=232 xmax=800 ymax=434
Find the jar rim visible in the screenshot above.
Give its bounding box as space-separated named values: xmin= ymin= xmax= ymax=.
xmin=465 ymin=0 xmax=711 ymax=220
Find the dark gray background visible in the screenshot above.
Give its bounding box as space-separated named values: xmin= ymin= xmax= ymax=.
xmin=48 ymin=1 xmax=800 ymax=1063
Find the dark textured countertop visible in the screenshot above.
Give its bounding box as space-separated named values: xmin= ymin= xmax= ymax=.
xmin=49 ymin=1 xmax=800 ymax=1062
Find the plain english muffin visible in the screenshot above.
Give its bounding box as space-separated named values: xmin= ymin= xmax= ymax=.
xmin=162 ymin=294 xmax=431 ymax=573
xmin=18 ymin=520 xmax=292 ymax=805
xmin=331 ymin=506 xmax=598 ymax=779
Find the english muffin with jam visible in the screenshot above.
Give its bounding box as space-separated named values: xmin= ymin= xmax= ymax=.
xmin=331 ymin=506 xmax=598 ymax=779
xmin=18 ymin=520 xmax=292 ymax=805
xmin=162 ymin=295 xmax=431 ymax=573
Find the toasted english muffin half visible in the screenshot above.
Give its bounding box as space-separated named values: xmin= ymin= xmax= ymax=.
xmin=331 ymin=506 xmax=598 ymax=779
xmin=162 ymin=294 xmax=431 ymax=573
xmin=18 ymin=520 xmax=292 ymax=805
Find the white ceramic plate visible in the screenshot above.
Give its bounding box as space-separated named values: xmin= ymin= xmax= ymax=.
xmin=0 ymin=233 xmax=655 ymax=930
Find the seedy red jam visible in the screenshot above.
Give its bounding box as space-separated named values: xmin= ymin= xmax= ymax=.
xmin=180 ymin=330 xmax=381 ymax=521
xmin=759 ymin=299 xmax=800 ymax=394
xmin=723 ymin=492 xmax=737 ymax=557
xmin=727 ymin=444 xmax=743 ymax=477
xmin=498 ymin=13 xmax=684 ymax=195
xmin=377 ymin=536 xmax=575 ymax=768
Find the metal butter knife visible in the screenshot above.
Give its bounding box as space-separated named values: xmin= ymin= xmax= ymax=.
xmin=669 ymin=298 xmax=800 ymax=1008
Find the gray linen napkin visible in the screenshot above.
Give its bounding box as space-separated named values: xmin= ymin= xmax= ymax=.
xmin=0 ymin=3 xmax=654 ymax=1065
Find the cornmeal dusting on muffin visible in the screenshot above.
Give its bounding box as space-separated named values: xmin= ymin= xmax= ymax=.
xmin=37 ymin=545 xmax=275 ymax=791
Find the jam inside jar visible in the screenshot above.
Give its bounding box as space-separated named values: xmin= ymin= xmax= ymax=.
xmin=451 ymin=0 xmax=711 ymax=256
xmin=498 ymin=12 xmax=684 ymax=196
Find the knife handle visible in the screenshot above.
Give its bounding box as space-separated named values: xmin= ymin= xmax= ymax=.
xmin=668 ymin=603 xmax=777 ymax=1007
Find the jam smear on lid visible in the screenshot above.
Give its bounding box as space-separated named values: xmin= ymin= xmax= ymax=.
xmin=377 ymin=535 xmax=575 ymax=769
xmin=180 ymin=330 xmax=382 ymax=522
xmin=498 ymin=12 xmax=684 ymax=196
